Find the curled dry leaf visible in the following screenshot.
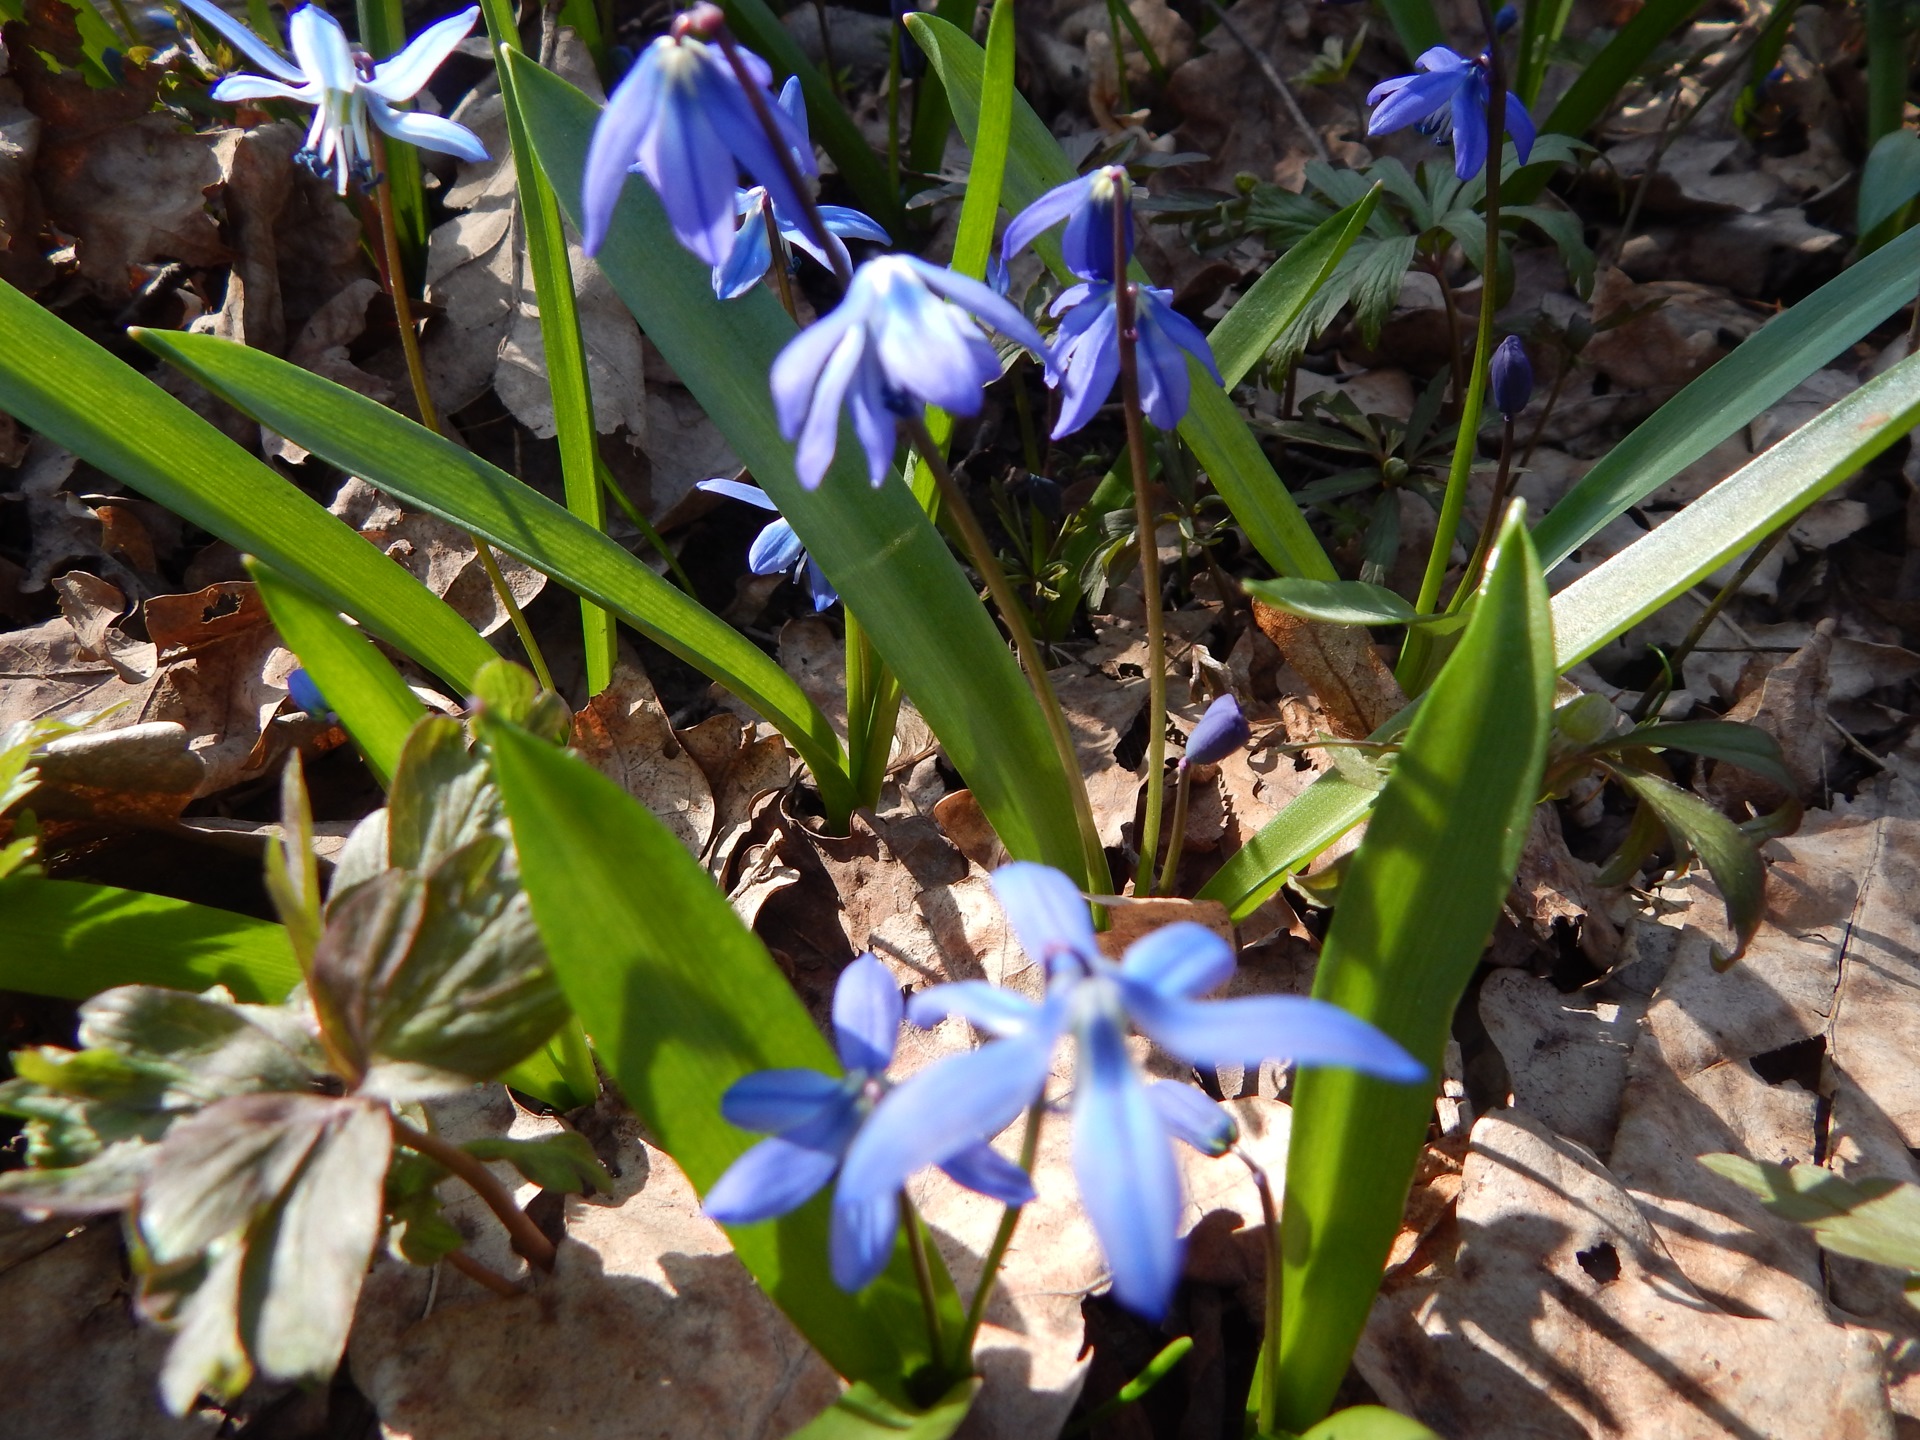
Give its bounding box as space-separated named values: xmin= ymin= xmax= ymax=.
xmin=570 ymin=663 xmax=715 ymax=860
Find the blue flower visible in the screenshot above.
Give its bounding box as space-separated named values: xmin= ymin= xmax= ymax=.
xmin=1366 ymin=46 xmax=1535 ymax=181
xmin=703 ymin=953 xmax=1035 ymax=1291
xmin=1182 ymin=694 xmax=1249 ymax=767
xmin=1001 ymin=165 xmax=1132 ymax=283
xmin=713 ymin=78 xmax=889 ymax=299
xmin=697 ymin=477 xmax=836 ymax=610
xmin=1048 ymin=280 xmax=1221 ymax=438
xmin=770 ymin=254 xmax=1052 ymax=488
xmin=286 ymin=667 xmax=331 ymax=718
xmin=177 ymin=0 xmax=486 ymax=195
xmin=838 ymin=864 xmax=1425 ymax=1319
xmin=1490 ymin=334 xmax=1533 ymax=420
xmin=581 ymin=10 xmax=815 ymax=264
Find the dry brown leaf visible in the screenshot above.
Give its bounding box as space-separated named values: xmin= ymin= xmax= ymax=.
xmin=1700 ymin=622 xmax=1837 ymax=810
xmin=677 ymin=711 xmax=792 ymax=878
xmin=1250 ymin=600 xmax=1405 ymax=739
xmin=1479 ymin=968 xmax=1641 ymax=1158
xmin=570 ymin=664 xmax=715 ymax=858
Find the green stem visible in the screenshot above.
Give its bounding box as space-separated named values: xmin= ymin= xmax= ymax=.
xmin=1447 ymin=415 xmax=1516 ymax=611
xmin=1626 ymin=523 xmax=1787 ymax=724
xmin=903 ymin=418 xmax=1107 ymax=888
xmin=367 ymin=145 xmax=554 ymax=694
xmin=887 ymin=20 xmax=903 ymax=193
xmin=1251 ymin=1150 xmax=1284 ymax=1434
xmin=954 ymin=1101 xmax=1044 ymax=1370
xmin=596 ymin=455 xmax=698 ymax=594
xmin=1155 ymin=761 xmax=1194 ymax=895
xmin=392 ymin=1117 xmax=557 ymax=1270
xmin=901 ymin=1192 xmax=946 ymax=1362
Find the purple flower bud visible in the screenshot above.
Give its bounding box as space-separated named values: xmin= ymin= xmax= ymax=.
xmin=286 ymin=668 xmax=330 ymax=718
xmin=1493 ymin=4 xmax=1519 ymax=32
xmin=1182 ymin=694 xmax=1249 ymax=767
xmin=1491 ymin=335 xmax=1533 ymax=420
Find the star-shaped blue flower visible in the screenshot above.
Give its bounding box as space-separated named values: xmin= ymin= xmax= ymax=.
xmin=697 ymin=477 xmax=836 ymax=610
xmin=1049 ymin=280 xmax=1221 ymax=438
xmin=1000 ymin=165 xmax=1133 ymax=283
xmin=837 ymin=864 xmax=1424 ymax=1319
xmin=703 ymin=952 xmax=1035 ymax=1291
xmin=582 ymin=12 xmax=815 ymax=264
xmin=770 ymin=254 xmax=1052 ymax=488
xmin=1367 ymin=46 xmax=1535 ymax=181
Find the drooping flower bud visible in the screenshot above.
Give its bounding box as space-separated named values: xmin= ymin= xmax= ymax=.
xmin=1491 ymin=335 xmax=1534 ymax=421
xmin=286 ymin=669 xmax=330 ymax=718
xmin=1183 ymin=694 xmax=1250 ymax=767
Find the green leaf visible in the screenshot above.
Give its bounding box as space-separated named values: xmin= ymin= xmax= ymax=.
xmin=786 ymin=1379 xmax=981 ymax=1439
xmin=461 ymin=1132 xmax=612 ymax=1195
xmin=1514 ymin=0 xmax=1577 ymax=107
xmin=1702 ymin=1156 xmax=1920 ymax=1273
xmin=1243 ymin=578 xmax=1446 ymax=628
xmin=478 ymin=0 xmax=618 ymax=692
xmin=1609 ymin=767 xmax=1765 ymax=955
xmin=1194 ymin=769 xmax=1380 ymax=922
xmin=509 ymin=54 xmax=1096 ymax=884
xmin=1541 ymin=0 xmax=1708 ymax=143
xmin=483 ymin=716 xmax=958 ymax=1403
xmin=135 ymin=327 xmax=859 ymax=825
xmin=1550 ymin=348 xmax=1920 ymax=666
xmin=1298 ymin=1405 xmax=1443 ymax=1440
xmin=1272 ymin=507 xmax=1554 ymax=1430
xmin=1374 ymin=0 xmax=1445 ymax=64
xmin=1859 ymin=129 xmax=1920 ymax=239
xmin=910 ymin=12 xmax=1340 ymax=583
xmin=248 ymin=561 xmax=425 ymax=790
xmin=907 ymin=0 xmax=981 ymax=178
xmin=1605 ymin=719 xmax=1794 ymax=793
xmin=1532 ymin=226 xmax=1920 ymax=575
xmin=0 ymin=282 xmax=496 ymax=692
xmin=0 ymin=877 xmax=300 ymax=1003
xmin=949 ymin=0 xmax=1014 ymax=284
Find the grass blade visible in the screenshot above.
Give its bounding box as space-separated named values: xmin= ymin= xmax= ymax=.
xmin=0 ymin=283 xmax=496 ymax=691
xmin=1541 ymin=0 xmax=1707 ymax=141
xmin=1273 ymin=506 xmax=1554 ymax=1428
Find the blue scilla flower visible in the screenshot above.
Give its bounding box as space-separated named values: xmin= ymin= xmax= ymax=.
xmin=1182 ymin=693 xmax=1249 ymax=768
xmin=1048 ymin=280 xmax=1221 ymax=438
xmin=1366 ymin=46 xmax=1535 ymax=181
xmin=703 ymin=953 xmax=1035 ymax=1291
xmin=696 ymin=477 xmax=836 ymax=610
xmin=581 ymin=5 xmax=815 ymax=264
xmin=176 ymin=0 xmax=486 ymax=195
xmin=837 ymin=863 xmax=1425 ymax=1319
xmin=1000 ymin=164 xmax=1133 ymax=283
xmin=1490 ymin=334 xmax=1533 ymax=420
xmin=713 ymin=78 xmax=889 ymax=300
xmin=770 ymin=254 xmax=1052 ymax=488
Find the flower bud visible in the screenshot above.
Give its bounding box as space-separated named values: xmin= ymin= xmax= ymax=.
xmin=286 ymin=668 xmax=330 ymax=718
xmin=1183 ymin=694 xmax=1250 ymax=767
xmin=1491 ymin=335 xmax=1533 ymax=421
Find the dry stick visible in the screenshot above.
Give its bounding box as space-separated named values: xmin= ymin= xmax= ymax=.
xmin=810 ymin=0 xmax=846 ymax=103
xmin=391 ymin=1117 xmax=558 ymax=1271
xmin=1196 ymin=0 xmax=1329 ymax=163
xmin=1115 ymin=201 xmax=1169 ymax=896
xmin=445 ymin=1247 xmax=527 ymax=1297
xmin=1626 ymin=524 xmax=1789 ymax=723
xmin=902 ymin=416 xmax=1105 ymax=877
xmin=365 ymin=133 xmax=555 ymax=694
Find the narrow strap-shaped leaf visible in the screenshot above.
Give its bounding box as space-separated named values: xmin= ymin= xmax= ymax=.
xmin=135 ymin=328 xmax=859 ymax=822
xmin=1244 ymin=577 xmax=1445 ymax=628
xmin=0 ymin=282 xmax=497 ymax=691
xmin=1611 ymin=765 xmax=1764 ymax=953
xmin=1193 ymin=768 xmax=1379 ymax=921
xmin=509 ymin=54 xmax=1096 ymax=884
xmin=1273 ymin=507 xmax=1554 ymax=1428
xmin=1375 ymin=0 xmax=1446 ymax=64
xmin=479 ymin=0 xmax=618 ymax=692
xmin=250 ymin=560 xmax=426 ymax=789
xmin=1542 ymin=0 xmax=1707 ymax=141
xmin=786 ymin=1379 xmax=980 ymax=1439
xmin=906 ymin=0 xmax=979 ymax=178
xmin=0 ymin=876 xmax=301 ymax=1001
xmin=484 ymin=716 xmax=959 ymax=1403
xmin=356 ymin=0 xmax=427 ymax=277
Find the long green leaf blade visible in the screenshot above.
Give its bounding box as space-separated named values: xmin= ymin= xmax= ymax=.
xmin=509 ymin=54 xmax=1095 ymax=884
xmin=0 ymin=283 xmax=496 ymax=690
xmin=1542 ymin=0 xmax=1707 ymax=140
xmin=134 ymin=327 xmax=859 ymax=822
xmin=787 ymin=1380 xmax=979 ymax=1439
xmin=1194 ymin=769 xmax=1378 ymax=921
xmin=1274 ymin=508 xmax=1554 ymax=1428
xmin=483 ymin=717 xmax=954 ymax=1403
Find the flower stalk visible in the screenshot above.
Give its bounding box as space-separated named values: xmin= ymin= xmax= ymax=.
xmin=391 ymin=1116 xmax=557 ymax=1271
xmin=951 ymin=1099 xmax=1044 ymax=1371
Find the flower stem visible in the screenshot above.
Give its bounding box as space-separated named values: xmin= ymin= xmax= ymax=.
xmin=365 ymin=137 xmax=554 ymax=694
xmin=713 ymin=25 xmax=851 ymax=288
xmin=1114 ymin=203 xmax=1168 ymax=897
xmin=1155 ymin=760 xmax=1194 ymax=896
xmin=446 ymin=1246 xmax=527 ymax=1297
xmin=902 ymin=416 xmax=1106 ymax=887
xmin=953 ymin=1100 xmax=1044 ymax=1372
xmin=1447 ymin=414 xmax=1516 ymax=611
xmin=886 ymin=20 xmax=903 ymax=193
xmin=391 ymin=1117 xmax=557 ymax=1271
xmin=1247 ymin=1147 xmax=1284 ymax=1435
xmin=900 ymin=1191 xmax=946 ymax=1362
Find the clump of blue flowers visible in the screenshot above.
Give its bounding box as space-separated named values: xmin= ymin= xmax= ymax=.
xmin=696 ymin=477 xmax=836 ymax=610
xmin=1366 ymin=46 xmax=1535 ymax=181
xmin=827 ymin=863 xmax=1424 ymax=1318
xmin=177 ymin=0 xmax=486 ymax=194
xmin=713 ymin=78 xmax=889 ymax=300
xmin=703 ymin=952 xmax=1034 ymax=1290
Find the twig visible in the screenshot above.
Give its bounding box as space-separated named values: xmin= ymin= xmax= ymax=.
xmin=1196 ymin=0 xmax=1329 ymax=163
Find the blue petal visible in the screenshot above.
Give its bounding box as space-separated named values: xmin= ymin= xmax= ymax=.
xmin=1061 ymin=170 xmax=1128 ymax=282
xmin=1141 ymin=289 xmax=1222 ymax=383
xmin=1183 ymin=693 xmax=1249 ymax=766
xmin=902 ymin=256 xmax=1052 ymax=367
xmin=703 ymin=1133 xmax=842 ymax=1223
xmin=803 ymin=558 xmax=838 ymax=611
xmin=638 ymin=77 xmax=739 ymax=267
xmin=1121 ymin=987 xmax=1427 ymax=1083
xmin=906 ymin=980 xmax=1046 ymax=1037
xmin=365 ymin=6 xmax=478 ymax=102
xmin=1072 ymin=1015 xmax=1183 ymax=1319
xmin=288 ymin=3 xmax=355 ymax=94
xmin=368 ymin=101 xmax=489 ymax=164
xmin=829 ymin=1186 xmax=897 ymax=1291
xmin=582 ymin=41 xmax=666 ymax=254
xmin=939 ymin=1142 xmax=1037 ymax=1206
xmin=1366 ymin=69 xmax=1461 ymax=136
xmin=1134 ymin=308 xmax=1197 ymax=431
xmin=1505 ymin=93 xmax=1536 ymax=165
xmin=834 ymin=952 xmax=903 ymax=1075
xmin=747 ymin=517 xmax=807 ymax=577
xmin=877 ymin=281 xmax=996 ymax=417
xmin=1147 ymin=1080 xmax=1238 ymax=1157
xmin=776 ymin=73 xmax=810 ymax=143
xmin=697 ymin=477 xmax=779 ymax=510
xmin=1119 ymin=922 xmax=1235 ymax=1000
xmin=844 ymin=353 xmax=903 ymax=486
xmin=837 ymin=1020 xmax=1059 ymax=1206
xmin=1001 ymin=173 xmax=1093 ymax=268
xmin=1450 ymin=77 xmax=1489 ymax=179
xmin=990 ymin=863 xmax=1099 ymax=972
xmin=1050 ymin=300 xmax=1121 ymax=439
xmin=818 ymin=204 xmax=891 ymax=246
xmin=1414 ymin=44 xmax=1471 ymax=73
xmin=698 ymin=53 xmax=817 ymax=230
xmin=720 ymin=1069 xmax=850 ymax=1133
xmin=714 ymin=192 xmax=773 ymax=298
xmin=175 ymin=0 xmax=304 ymax=82
xmin=770 ymin=299 xmax=862 ymax=438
